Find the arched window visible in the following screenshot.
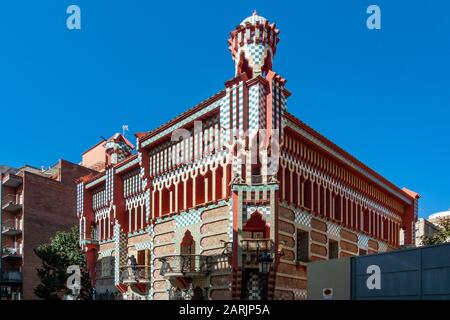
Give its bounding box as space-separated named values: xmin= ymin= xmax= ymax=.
xmin=180 ymin=230 xmax=195 ymax=272
xmin=181 ymin=230 xmax=195 ymax=254
xmin=243 ymin=211 xmax=270 ymax=239
xmin=237 ymin=51 xmax=253 ymax=78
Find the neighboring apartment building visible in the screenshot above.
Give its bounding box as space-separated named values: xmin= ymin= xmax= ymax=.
xmin=77 ymin=12 xmax=420 ymax=300
xmin=415 ymin=209 xmax=450 ymax=247
xmin=0 ymin=160 xmax=96 ymax=300
xmin=415 ymin=218 xmax=440 ymax=246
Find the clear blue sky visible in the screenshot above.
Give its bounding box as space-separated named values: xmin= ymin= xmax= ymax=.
xmin=0 ymin=1 xmax=449 ymax=217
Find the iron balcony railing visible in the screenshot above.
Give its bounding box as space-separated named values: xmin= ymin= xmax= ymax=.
xmin=2 ymin=194 xmax=23 ymax=212
xmin=1 ymin=246 xmax=23 ymax=258
xmin=159 ymin=255 xmax=212 ymax=277
xmin=119 ymin=265 xmax=151 ymax=284
xmin=1 ymin=271 xmax=22 ymax=283
xmin=80 ymin=238 xmax=99 ymax=246
xmin=1 ymin=219 xmax=23 ymax=236
xmin=241 ymin=238 xmax=274 ymax=252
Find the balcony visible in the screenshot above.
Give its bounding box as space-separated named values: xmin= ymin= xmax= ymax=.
xmin=2 ymin=194 xmax=23 ymax=213
xmin=2 ymin=174 xmax=22 ymax=188
xmin=1 ymin=246 xmax=23 ymax=259
xmin=119 ymin=265 xmax=151 ymax=285
xmin=159 ymin=255 xmax=212 ymax=278
xmin=2 ymin=220 xmax=22 ymax=236
xmin=1 ymin=271 xmax=22 ymax=283
xmin=241 ymin=238 xmax=274 ymax=252
xmin=80 ymin=238 xmax=99 ymax=246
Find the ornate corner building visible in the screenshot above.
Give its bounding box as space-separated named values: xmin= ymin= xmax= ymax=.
xmin=77 ymin=12 xmax=419 ymax=300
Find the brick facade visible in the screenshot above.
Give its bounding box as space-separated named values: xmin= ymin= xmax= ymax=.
xmin=77 ymin=12 xmax=418 ymax=300
xmin=1 ymin=160 xmax=96 ymax=300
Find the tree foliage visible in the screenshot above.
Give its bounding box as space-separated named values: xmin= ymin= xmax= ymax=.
xmin=421 ymin=218 xmax=450 ymax=246
xmin=34 ymin=226 xmax=92 ymax=300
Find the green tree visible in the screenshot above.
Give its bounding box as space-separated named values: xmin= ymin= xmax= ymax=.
xmin=421 ymin=218 xmax=450 ymax=246
xmin=34 ymin=226 xmax=92 ymax=300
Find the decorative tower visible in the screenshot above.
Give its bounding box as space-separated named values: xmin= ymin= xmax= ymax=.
xmin=223 ymin=11 xmax=289 ymax=183
xmin=225 ymin=12 xmax=289 ymax=300
xmin=228 ymin=10 xmax=280 ymax=78
xmin=105 ymin=133 xmax=134 ymax=165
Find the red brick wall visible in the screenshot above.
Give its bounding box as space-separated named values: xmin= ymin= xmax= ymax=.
xmin=22 ymin=160 xmax=96 ymax=300
xmin=275 ymin=205 xmax=384 ymax=300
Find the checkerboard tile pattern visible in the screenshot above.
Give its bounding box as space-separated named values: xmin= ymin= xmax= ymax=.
xmin=293 ymin=289 xmax=308 ymax=300
xmin=135 ymin=242 xmax=152 ymax=251
xmin=294 ymin=210 xmax=312 ymax=227
xmin=77 ymin=183 xmax=84 ymax=217
xmin=378 ymin=242 xmax=388 ymax=252
xmin=258 ymin=84 xmax=267 ymax=129
xmin=238 ymin=83 xmax=244 ymax=136
xmin=145 ymin=190 xmax=150 ymax=222
xmin=327 ymin=221 xmax=341 ymax=237
xmin=246 ymin=273 xmax=262 ymax=300
xmin=114 ymin=222 xmax=128 ymax=285
xmin=114 ymin=223 xmax=119 ymax=285
xmin=358 ymin=234 xmax=370 ymax=248
xmin=248 ymin=84 xmax=260 ymax=135
xmin=147 ymin=224 xmax=155 ymax=300
xmin=271 ymin=80 xmax=287 ymax=146
xmin=220 ymin=90 xmax=231 ymax=143
xmin=174 ymin=210 xmax=201 ymax=228
xmin=245 ymin=44 xmax=266 ymax=66
xmin=99 ymin=249 xmax=114 ymax=258
xmin=105 ymin=168 xmax=114 ymax=203
xmin=232 ymin=155 xmax=243 ymax=177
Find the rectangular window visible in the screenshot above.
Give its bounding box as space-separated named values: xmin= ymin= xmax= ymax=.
xmin=329 ymin=240 xmax=339 ymax=259
xmin=296 ymin=230 xmax=309 ymax=263
xmin=137 ymin=250 xmax=146 ymax=265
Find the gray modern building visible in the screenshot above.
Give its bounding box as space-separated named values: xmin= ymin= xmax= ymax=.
xmin=415 ymin=218 xmax=440 ymax=246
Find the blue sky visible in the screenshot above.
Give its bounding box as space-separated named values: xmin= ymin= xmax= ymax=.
xmin=0 ymin=1 xmax=449 ymax=217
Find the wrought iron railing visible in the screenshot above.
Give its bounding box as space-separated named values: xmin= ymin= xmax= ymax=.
xmin=1 ymin=219 xmax=22 ymax=234
xmin=159 ymin=255 xmax=212 ymax=276
xmin=1 ymin=246 xmax=22 ymax=257
xmin=2 ymin=194 xmax=23 ymax=211
xmin=3 ymin=194 xmax=23 ymax=205
xmin=241 ymin=238 xmax=274 ymax=252
xmin=81 ymin=237 xmax=99 ymax=246
xmin=119 ymin=265 xmax=151 ymax=284
xmin=167 ymin=283 xmax=208 ymax=300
